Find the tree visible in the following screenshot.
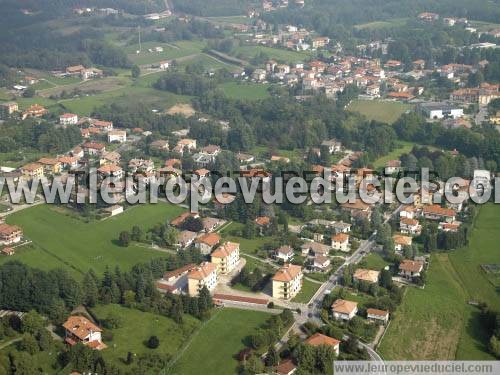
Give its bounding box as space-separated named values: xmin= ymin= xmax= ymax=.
xmin=147 ymin=335 xmax=160 ymax=349
xmin=18 ymin=334 xmax=39 ymax=355
xmin=118 ymin=231 xmax=130 ymax=247
xmin=131 ymin=225 xmax=143 ymax=242
xmin=82 ymin=270 xmax=99 ymax=307
xmin=21 ymin=310 xmax=44 ymax=334
xmin=22 ymin=86 xmax=35 ymax=98
xmin=265 ymin=346 xmax=279 ymax=367
xmin=131 ymin=65 xmax=140 ymax=79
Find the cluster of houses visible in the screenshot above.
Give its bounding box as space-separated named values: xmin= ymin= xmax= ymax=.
xmin=0 ymin=222 xmax=24 ymax=256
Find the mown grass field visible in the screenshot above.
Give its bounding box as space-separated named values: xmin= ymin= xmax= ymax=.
xmin=92 ymin=304 xmax=199 ymax=371
xmin=354 ymin=18 xmax=408 ymax=30
xmin=347 ymin=99 xmax=413 ymax=124
xmin=3 ymin=203 xmax=185 ymax=277
xmin=233 ymin=45 xmax=310 ymax=63
xmin=126 ymin=40 xmax=206 ymax=65
xmin=171 ymin=308 xmax=271 ymax=375
xmin=379 ymin=204 xmax=500 ymax=360
xmin=219 ymin=82 xmax=271 ymax=100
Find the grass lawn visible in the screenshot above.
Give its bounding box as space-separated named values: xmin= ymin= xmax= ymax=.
xmin=221 ymin=222 xmax=278 ymax=256
xmin=379 ymin=254 xmax=469 ymax=359
xmin=92 ymin=304 xmax=199 ymax=370
xmin=357 ymin=252 xmax=390 ymax=271
xmin=373 ymin=141 xmax=415 ymax=169
xmin=4 ymin=203 xmax=185 ymax=277
xmin=171 ymin=308 xmax=271 ymax=375
xmin=205 ymin=16 xmax=252 ymax=24
xmin=292 ymin=278 xmax=321 ymax=304
xmin=233 ymin=45 xmax=310 ymax=64
xmin=379 ymin=204 xmax=500 ymax=360
xmin=219 ymin=82 xmax=271 ymax=100
xmin=347 ymin=99 xmax=413 ymax=124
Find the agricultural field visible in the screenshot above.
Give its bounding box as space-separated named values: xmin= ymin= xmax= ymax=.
xmin=347 ymin=99 xmax=413 ymax=124
xmin=4 ymin=203 xmax=185 ymax=277
xmin=219 ymin=82 xmax=271 ymax=100
xmin=171 ymin=308 xmax=271 ymax=375
xmin=92 ymin=304 xmax=200 ymax=371
xmin=379 ymin=204 xmax=500 ymax=360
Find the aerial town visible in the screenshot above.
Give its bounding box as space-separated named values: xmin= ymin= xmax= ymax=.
xmin=0 ymin=0 xmax=499 ymax=374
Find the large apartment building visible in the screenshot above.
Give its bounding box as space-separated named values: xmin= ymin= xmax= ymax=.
xmin=272 ymin=264 xmax=303 ymax=300
xmin=210 ymin=241 xmax=240 ymax=274
xmin=187 ymin=262 xmax=218 ymax=296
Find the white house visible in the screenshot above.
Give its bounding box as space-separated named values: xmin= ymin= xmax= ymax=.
xmin=59 ymin=113 xmax=78 ymax=125
xmin=331 ymin=299 xmax=358 ymax=321
xmin=63 ymin=316 xmax=106 ymax=350
xmin=108 ymin=130 xmax=127 ymax=143
xmin=419 ymin=102 xmax=464 ymax=120
xmin=275 ymin=245 xmax=294 ymax=262
xmin=367 ymin=308 xmax=389 ymax=325
xmin=331 ymin=233 xmax=349 ymax=252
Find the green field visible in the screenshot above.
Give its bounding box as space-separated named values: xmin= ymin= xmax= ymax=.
xmin=354 ymin=18 xmax=408 ymax=30
xmin=171 ymin=308 xmax=271 ymax=375
xmin=292 ymin=278 xmax=321 ymax=303
xmin=357 ymin=252 xmax=390 ymax=271
xmin=205 ymin=16 xmax=253 ymax=25
xmin=127 ymin=40 xmax=206 ymax=65
xmin=233 ymin=45 xmax=310 ymax=63
xmin=92 ymin=304 xmax=199 ymax=370
xmin=3 ymin=203 xmax=185 ymax=277
xmin=220 ymin=82 xmax=271 ymax=100
xmin=379 ymin=204 xmax=500 ymax=360
xmin=347 ymin=99 xmax=413 ymax=124
xmin=373 ymin=141 xmax=415 ymax=169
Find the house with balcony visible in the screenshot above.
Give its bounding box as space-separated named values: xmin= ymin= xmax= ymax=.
xmin=272 ymin=264 xmax=303 ymax=300
xmin=187 ymin=262 xmax=218 ymax=296
xmin=211 ymin=241 xmax=240 ymax=274
xmin=63 ymin=316 xmax=106 ymax=350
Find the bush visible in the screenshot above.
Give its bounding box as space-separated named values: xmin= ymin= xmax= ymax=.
xmin=147 ymin=335 xmax=160 ymax=349
xmin=267 ymin=302 xmax=274 ymax=309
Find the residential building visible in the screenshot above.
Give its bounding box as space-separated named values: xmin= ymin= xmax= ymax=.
xmin=0 ymin=224 xmax=22 ymax=245
xmin=393 ymin=234 xmax=413 ymax=252
xmin=331 ymin=233 xmax=349 ymax=252
xmin=97 ymin=164 xmax=123 ymax=179
xmin=22 ymin=104 xmax=47 ymax=119
xmin=59 ymin=113 xmax=78 ymax=125
xmin=107 ymin=130 xmax=127 ymax=143
xmin=187 ymin=262 xmax=218 ymax=296
xmin=150 ymin=140 xmax=169 ymax=151
xmin=63 ymin=316 xmax=106 ymax=350
xmin=272 ymin=264 xmax=303 ymax=300
xmin=304 ymin=333 xmax=340 ymax=356
xmin=37 ymin=158 xmax=62 ymax=175
xmin=313 ymin=255 xmax=330 ymax=271
xmin=331 ymin=299 xmax=358 ymax=321
xmin=275 ymin=245 xmax=294 ymax=262
xmin=83 ymin=142 xmax=106 ymax=156
xmin=321 ymin=139 xmax=342 ymax=154
xmin=276 ymin=359 xmax=297 ymax=375
xmin=353 ymin=268 xmax=380 ymax=284
xmin=195 ymin=233 xmax=221 ymax=255
xmin=399 ymin=259 xmax=424 ymax=280
xmin=20 ymin=163 xmax=44 ymax=180
xmin=211 ymin=241 xmax=240 ymax=274
xmin=90 ymin=119 xmax=113 ymax=132
xmin=301 ymin=241 xmax=330 ymax=257
xmin=422 ymin=205 xmax=456 ymax=222
xmin=1 ymin=247 xmax=15 ymax=256
xmin=367 ymin=308 xmax=389 ymax=324
xmin=400 ymin=218 xmax=422 ymax=235
xmin=177 ymin=230 xmax=198 ymax=249
xmin=0 ymin=102 xmax=18 ymax=118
